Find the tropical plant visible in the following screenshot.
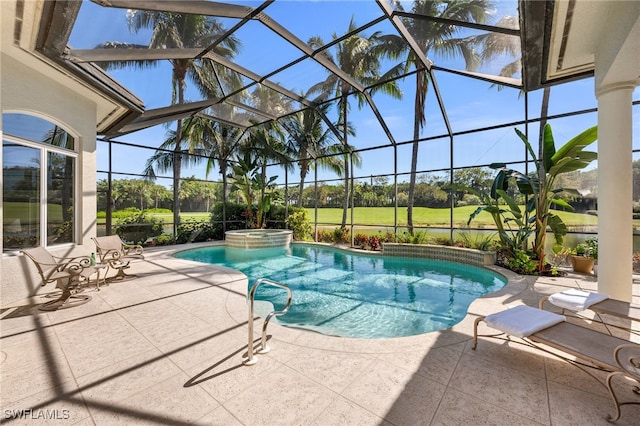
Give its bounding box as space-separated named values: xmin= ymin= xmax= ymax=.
xmin=100 ymin=11 xmax=240 ymax=233
xmin=245 ymin=124 xmax=291 ymax=219
xmin=457 ymin=231 xmax=497 ymax=251
xmin=492 ymin=124 xmax=598 ymax=271
xmin=392 ymin=0 xmax=492 ymax=235
xmin=227 ymin=150 xmax=279 ymax=229
xmin=466 ymin=181 xmax=534 ymax=258
xmin=308 ymin=17 xmax=402 ymax=228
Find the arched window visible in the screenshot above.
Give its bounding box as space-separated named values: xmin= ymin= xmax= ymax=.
xmin=2 ymin=113 xmax=77 ymax=252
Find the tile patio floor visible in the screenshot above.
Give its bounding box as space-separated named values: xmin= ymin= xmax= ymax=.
xmin=1 ymin=243 xmax=639 ymax=425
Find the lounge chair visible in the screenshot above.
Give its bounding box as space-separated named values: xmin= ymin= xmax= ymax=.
xmin=92 ymin=235 xmax=144 ymax=281
xmin=606 ymin=344 xmax=640 ymax=422
xmin=22 ymin=247 xmax=96 ymax=311
xmin=539 ymin=289 xmax=640 ymax=335
xmin=473 ymin=305 xmax=640 ymax=422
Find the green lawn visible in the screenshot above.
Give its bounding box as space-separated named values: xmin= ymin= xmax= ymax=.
xmin=304 ymin=206 xmax=600 ymax=229
xmin=7 ymin=202 xmax=601 ymax=229
xmin=90 ymin=206 xmax=603 ymax=231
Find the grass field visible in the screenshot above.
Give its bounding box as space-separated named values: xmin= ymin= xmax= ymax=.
xmin=116 ymin=206 xmax=600 ymax=230
xmin=5 ymin=202 xmax=602 ymax=229
xmin=302 ymin=206 xmax=600 ymax=229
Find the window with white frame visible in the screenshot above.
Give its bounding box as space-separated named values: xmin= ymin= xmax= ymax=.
xmin=2 ymin=113 xmax=76 ymax=252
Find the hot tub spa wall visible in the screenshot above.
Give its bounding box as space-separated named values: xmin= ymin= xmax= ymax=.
xmin=225 ymin=230 xmax=293 ymax=249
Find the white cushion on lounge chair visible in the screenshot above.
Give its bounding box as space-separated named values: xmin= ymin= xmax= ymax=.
xmin=484 ymin=305 xmax=565 ymax=338
xmin=548 ymin=289 xmax=608 ymax=311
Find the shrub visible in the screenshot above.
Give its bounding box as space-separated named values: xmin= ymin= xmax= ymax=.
xmin=332 ymin=227 xmax=349 ymax=244
xmin=112 ymin=207 xmax=141 ymax=219
xmin=266 ymin=205 xmax=287 ymax=229
xmin=210 ymin=202 xmax=250 ymax=239
xmin=504 ymin=249 xmax=537 ymax=275
xmin=397 ymin=231 xmax=430 ymax=244
xmin=317 ymin=229 xmax=334 ymax=243
xmin=144 ymin=208 xmax=172 ymax=215
xmin=153 ymin=233 xmax=174 ymax=246
xmin=368 ymin=235 xmax=380 ymax=250
xmin=176 ymin=220 xmax=217 ymax=244
xmin=285 ymin=209 xmax=312 ymax=241
xmin=354 ymin=233 xmax=368 ymax=247
xmin=379 ymin=231 xmax=395 ymax=244
xmin=114 ymin=211 xmax=163 ymax=244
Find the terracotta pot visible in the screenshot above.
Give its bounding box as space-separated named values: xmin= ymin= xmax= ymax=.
xmin=570 ymin=255 xmax=595 ymax=274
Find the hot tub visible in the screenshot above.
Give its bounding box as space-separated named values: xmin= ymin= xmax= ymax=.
xmin=225 ymin=229 xmax=293 ymax=249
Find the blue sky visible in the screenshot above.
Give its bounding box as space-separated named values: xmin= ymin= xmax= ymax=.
xmin=69 ymin=0 xmax=639 ymax=187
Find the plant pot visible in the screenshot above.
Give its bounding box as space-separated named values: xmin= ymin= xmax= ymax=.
xmin=570 ymin=255 xmax=595 ymax=274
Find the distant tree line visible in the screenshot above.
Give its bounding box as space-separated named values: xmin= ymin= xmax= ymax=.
xmin=98 ymin=165 xmax=603 ymax=213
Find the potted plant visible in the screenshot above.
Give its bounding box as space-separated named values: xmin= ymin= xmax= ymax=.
xmin=570 ymin=238 xmax=597 ymax=274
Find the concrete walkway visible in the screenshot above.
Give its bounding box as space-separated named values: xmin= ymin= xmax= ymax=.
xmin=1 ymin=243 xmax=639 ymax=425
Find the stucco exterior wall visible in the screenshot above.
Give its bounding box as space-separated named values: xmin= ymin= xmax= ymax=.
xmin=1 ymin=53 xmax=98 ymax=306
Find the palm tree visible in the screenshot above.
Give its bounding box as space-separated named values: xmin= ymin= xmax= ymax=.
xmin=100 ymin=11 xmax=240 ymax=234
xmin=471 ymin=14 xmax=557 ymax=263
xmin=282 ymin=103 xmax=344 ymax=207
xmin=170 ymin=110 xmax=245 ymax=232
xmin=471 ymin=14 xmax=551 ymax=196
xmin=308 ymin=17 xmax=402 ymax=228
xmin=393 ymin=0 xmax=492 ymax=235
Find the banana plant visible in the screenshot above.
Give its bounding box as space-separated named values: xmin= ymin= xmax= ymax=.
xmin=466 ymin=185 xmax=534 ymax=257
xmin=252 ymin=171 xmax=279 ymax=229
xmin=493 ymin=124 xmax=597 ymax=272
xmin=227 ymin=151 xmax=279 ymax=229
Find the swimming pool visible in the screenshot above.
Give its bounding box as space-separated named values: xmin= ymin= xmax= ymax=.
xmin=176 ymin=244 xmax=506 ymax=338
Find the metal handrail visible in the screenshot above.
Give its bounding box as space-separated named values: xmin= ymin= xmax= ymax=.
xmin=244 ymin=278 xmax=292 ymax=365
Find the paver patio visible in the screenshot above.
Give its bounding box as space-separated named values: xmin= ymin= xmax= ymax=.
xmin=1 ymin=243 xmax=639 ymax=425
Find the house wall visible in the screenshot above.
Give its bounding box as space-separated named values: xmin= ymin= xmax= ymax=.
xmin=1 ymin=52 xmax=99 ymax=306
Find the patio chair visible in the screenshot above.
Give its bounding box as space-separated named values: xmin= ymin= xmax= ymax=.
xmin=21 ymin=247 xmax=95 ymax=311
xmin=539 ymin=290 xmax=640 ymax=335
xmin=606 ymin=344 xmax=640 ymax=422
xmin=473 ymin=305 xmax=640 ymax=422
xmin=92 ymin=235 xmax=144 ymax=281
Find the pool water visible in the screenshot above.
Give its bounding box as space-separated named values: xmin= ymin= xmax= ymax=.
xmin=176 ymin=244 xmax=506 ymax=338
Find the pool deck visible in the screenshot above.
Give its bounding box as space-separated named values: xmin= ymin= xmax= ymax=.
xmin=1 ymin=242 xmax=639 ymax=425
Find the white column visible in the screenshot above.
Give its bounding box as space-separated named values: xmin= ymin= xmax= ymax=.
xmin=596 ymin=83 xmax=635 ymax=302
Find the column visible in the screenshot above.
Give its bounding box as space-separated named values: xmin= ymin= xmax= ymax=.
xmin=596 ymin=83 xmax=635 ymax=302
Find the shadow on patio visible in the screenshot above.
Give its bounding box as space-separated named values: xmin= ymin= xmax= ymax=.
xmin=1 ymin=244 xmax=638 ymax=425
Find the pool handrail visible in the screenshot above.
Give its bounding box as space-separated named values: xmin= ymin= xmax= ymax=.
xmin=244 ymin=278 xmax=292 ymax=365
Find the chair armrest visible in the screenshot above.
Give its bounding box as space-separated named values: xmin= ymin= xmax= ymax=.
xmin=41 ymin=256 xmax=92 ymax=280
xmin=51 ymin=255 xmax=92 ymax=271
xmin=122 ymin=243 xmax=144 ymax=257
xmin=96 ymin=248 xmax=123 ymax=263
